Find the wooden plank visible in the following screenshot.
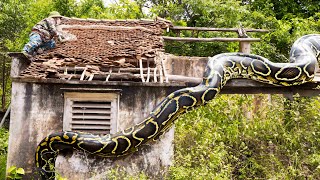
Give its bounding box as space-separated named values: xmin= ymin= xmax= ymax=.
xmin=73 ymin=101 xmax=112 ymax=104
xmin=60 ymin=88 xmax=122 ymax=92
xmin=239 ymin=42 xmax=251 ymax=53
xmin=61 ymin=24 xmax=153 ymax=33
xmin=72 ymin=115 xmax=111 ymax=119
xmin=72 ymin=125 xmax=111 ymax=130
xmin=65 ymin=92 xmax=119 ymax=100
xmin=76 ymin=130 xmax=110 ymax=134
xmin=7 ymin=52 xmax=31 ymax=63
xmin=59 ymin=72 xmax=140 ymax=81
xmin=170 ymin=26 xmax=269 ymax=33
xmin=167 ymin=74 xmax=202 ymax=83
xmin=71 ymin=121 xmax=111 ymax=125
xmin=110 ymin=98 xmax=118 ymax=134
xmin=162 ymin=36 xmax=261 ymax=42
xmin=72 ymin=109 xmax=111 ymax=113
xmin=72 ymin=104 xmax=111 ymax=108
xmin=60 ymin=67 xmax=156 ymax=73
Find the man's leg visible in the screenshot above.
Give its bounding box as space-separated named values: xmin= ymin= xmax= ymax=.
xmin=39 ymin=39 xmax=56 ymax=52
xmin=23 ymin=32 xmax=43 ymax=55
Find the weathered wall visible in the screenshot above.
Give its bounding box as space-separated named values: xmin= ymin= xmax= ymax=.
xmin=7 ymin=54 xmax=208 ymax=179
xmin=7 ymin=82 xmax=64 ymax=178
xmin=7 ymin=81 xmax=180 ymax=179
xmin=166 ymin=55 xmax=208 ymax=78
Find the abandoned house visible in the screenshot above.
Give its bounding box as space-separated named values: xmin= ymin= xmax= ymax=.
xmin=7 ymin=16 xmax=209 ymax=179
xmin=7 ymin=15 xmax=320 ymax=179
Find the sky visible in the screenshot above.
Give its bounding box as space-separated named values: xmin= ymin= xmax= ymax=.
xmin=75 ymin=0 xmax=119 ymax=7
xmin=102 ymin=0 xmax=118 ymax=6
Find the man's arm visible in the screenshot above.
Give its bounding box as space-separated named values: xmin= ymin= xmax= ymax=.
xmin=45 ymin=17 xmax=59 ymax=37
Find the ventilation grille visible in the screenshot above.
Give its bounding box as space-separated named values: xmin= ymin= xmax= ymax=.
xmin=70 ymin=100 xmax=112 ymax=134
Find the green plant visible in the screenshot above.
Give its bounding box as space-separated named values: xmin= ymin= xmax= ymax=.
xmin=106 ymin=166 xmax=149 ymax=180
xmin=168 ymin=94 xmax=320 ymax=179
xmin=0 ymin=154 xmax=7 ymax=179
xmin=6 ymin=166 xmax=25 ymax=180
xmin=0 ymin=128 xmax=9 ymax=179
xmin=0 ymin=128 xmax=9 ymax=154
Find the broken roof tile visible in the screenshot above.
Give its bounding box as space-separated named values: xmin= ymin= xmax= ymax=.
xmin=20 ymin=17 xmax=172 ymax=82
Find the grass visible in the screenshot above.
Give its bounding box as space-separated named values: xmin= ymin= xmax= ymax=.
xmin=0 ymin=128 xmax=9 ymax=179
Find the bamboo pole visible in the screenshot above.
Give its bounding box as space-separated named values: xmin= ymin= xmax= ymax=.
xmin=0 ymin=104 xmax=10 ymax=128
xmin=162 ymin=36 xmax=261 ymax=42
xmin=170 ymin=26 xmax=269 ymax=33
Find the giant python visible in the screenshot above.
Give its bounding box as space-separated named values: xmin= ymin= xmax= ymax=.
xmin=35 ymin=34 xmax=320 ymax=179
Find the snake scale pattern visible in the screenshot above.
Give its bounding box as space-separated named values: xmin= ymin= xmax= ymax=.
xmin=35 ymin=34 xmax=320 ymax=179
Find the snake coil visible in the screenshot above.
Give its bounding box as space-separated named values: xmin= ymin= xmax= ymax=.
xmin=35 ymin=34 xmax=320 ymax=179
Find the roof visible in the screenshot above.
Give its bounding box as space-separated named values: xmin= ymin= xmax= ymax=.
xmin=19 ymin=16 xmax=172 ymax=82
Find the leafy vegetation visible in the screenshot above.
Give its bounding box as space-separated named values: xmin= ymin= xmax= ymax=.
xmin=6 ymin=166 xmax=25 ymax=180
xmin=170 ymin=94 xmax=320 ymax=179
xmin=105 ymin=95 xmax=320 ymax=179
xmin=0 ymin=128 xmax=9 ymax=179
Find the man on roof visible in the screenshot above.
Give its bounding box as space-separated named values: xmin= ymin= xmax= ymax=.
xmin=23 ymin=11 xmax=64 ymax=56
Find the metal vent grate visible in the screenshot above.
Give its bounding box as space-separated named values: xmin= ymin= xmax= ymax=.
xmin=70 ymin=101 xmax=112 ymax=134
xmin=64 ymin=92 xmax=119 ymax=135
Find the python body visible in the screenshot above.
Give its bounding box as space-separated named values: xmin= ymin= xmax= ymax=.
xmin=35 ymin=34 xmax=320 ymax=179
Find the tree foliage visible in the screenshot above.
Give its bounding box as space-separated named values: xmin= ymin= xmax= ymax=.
xmin=247 ymin=0 xmax=320 ymax=20
xmin=0 ymin=0 xmax=320 ymax=178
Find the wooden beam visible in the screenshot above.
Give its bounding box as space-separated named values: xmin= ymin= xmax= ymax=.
xmin=170 ymin=26 xmax=269 ymax=33
xmin=239 ymin=42 xmax=251 ymax=53
xmin=59 ymin=67 xmax=155 ymax=73
xmin=162 ymin=36 xmax=261 ymax=42
xmin=167 ymin=75 xmax=202 ymax=84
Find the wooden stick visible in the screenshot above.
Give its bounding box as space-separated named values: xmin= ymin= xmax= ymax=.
xmin=80 ymin=68 xmax=87 ymax=80
xmin=170 ymin=26 xmax=269 ymax=33
xmin=146 ymin=58 xmax=150 ymax=82
xmin=153 ymin=67 xmax=157 ymax=82
xmin=162 ymin=36 xmax=261 ymax=42
xmin=106 ymin=68 xmax=112 ymax=81
xmin=68 ymin=74 xmax=74 ymax=80
xmin=158 ymin=55 xmax=163 ymax=83
xmin=139 ymin=59 xmax=146 ymax=82
xmin=88 ymin=74 xmax=94 ymax=81
xmin=64 ymin=66 xmax=68 ymax=75
xmin=59 ymin=67 xmax=155 ymax=73
xmin=59 ymin=72 xmax=139 ymax=81
xmin=162 ymin=55 xmax=169 ymax=83
xmin=134 ymin=74 xmax=202 ymax=84
xmin=146 ymin=67 xmax=150 ymax=82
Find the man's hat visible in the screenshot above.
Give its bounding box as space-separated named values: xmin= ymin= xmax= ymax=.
xmin=48 ymin=11 xmax=62 ymax=18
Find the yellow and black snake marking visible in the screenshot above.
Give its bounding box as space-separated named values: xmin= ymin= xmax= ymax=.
xmin=35 ymin=34 xmax=320 ymax=179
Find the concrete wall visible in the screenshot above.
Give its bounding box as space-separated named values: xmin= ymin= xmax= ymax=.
xmin=7 ymin=54 xmax=208 ymax=179
xmin=7 ymin=81 xmax=181 ymax=179
xmin=166 ymin=55 xmax=208 ymax=79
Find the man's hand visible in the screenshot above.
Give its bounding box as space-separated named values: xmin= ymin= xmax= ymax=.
xmin=56 ymin=32 xmax=67 ymax=43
